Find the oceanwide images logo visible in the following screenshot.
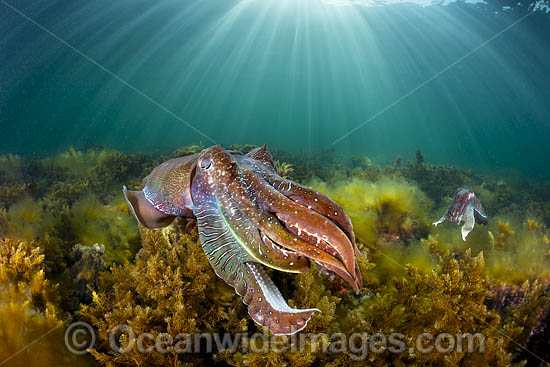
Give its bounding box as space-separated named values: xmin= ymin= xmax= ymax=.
xmin=65 ymin=322 xmax=485 ymax=360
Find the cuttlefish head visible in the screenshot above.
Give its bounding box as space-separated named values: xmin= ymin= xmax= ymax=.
xmin=193 ymin=145 xmax=238 ymax=189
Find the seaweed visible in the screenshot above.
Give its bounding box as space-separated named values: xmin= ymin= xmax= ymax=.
xmin=274 ymin=160 xmax=294 ymax=179
xmin=68 ymin=243 xmax=106 ymax=309
xmin=170 ymin=144 xmax=204 ymax=158
xmin=67 ymin=195 xmax=140 ymax=264
xmin=309 ymin=177 xmax=432 ymax=247
xmin=0 ymin=181 xmax=28 ymax=209
xmin=1 ymin=145 xmax=550 ymax=367
xmin=0 ymin=238 xmax=95 ymax=366
xmin=81 ymin=223 xmax=248 ymax=366
xmin=490 ymin=221 xmax=515 ymax=249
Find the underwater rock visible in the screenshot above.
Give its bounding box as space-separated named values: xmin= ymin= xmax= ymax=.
xmin=433 ymin=188 xmax=488 ymax=240
xmin=123 ymin=144 xmax=363 ymax=335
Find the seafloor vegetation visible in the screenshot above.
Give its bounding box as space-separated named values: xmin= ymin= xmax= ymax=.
xmin=1 ymin=145 xmax=549 ymax=367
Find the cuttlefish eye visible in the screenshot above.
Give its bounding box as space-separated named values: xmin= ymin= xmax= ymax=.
xmin=199 ymin=157 xmax=213 ymax=170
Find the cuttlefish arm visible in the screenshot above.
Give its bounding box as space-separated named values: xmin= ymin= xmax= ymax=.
xmin=215 ymin=188 xmax=311 ymax=273
xmin=244 ymin=262 xmax=319 ymax=335
xmin=241 ymin=170 xmax=361 ymax=292
xmin=214 ymin=152 xmax=360 ymax=293
xmin=196 ymin=209 xmax=319 ymax=335
xmin=243 ymin=147 xmax=362 ymax=258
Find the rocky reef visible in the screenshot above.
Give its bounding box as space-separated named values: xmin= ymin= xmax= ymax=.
xmin=0 ymin=146 xmax=549 ymax=367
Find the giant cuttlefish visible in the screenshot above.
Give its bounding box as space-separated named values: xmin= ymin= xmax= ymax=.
xmin=123 ymin=145 xmax=363 ymax=335
xmin=433 ymin=188 xmax=488 ymax=241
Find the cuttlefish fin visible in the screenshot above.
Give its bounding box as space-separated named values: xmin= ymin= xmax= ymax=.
xmin=244 ymin=262 xmax=320 ymax=335
xmin=123 ymin=186 xmax=176 ymax=229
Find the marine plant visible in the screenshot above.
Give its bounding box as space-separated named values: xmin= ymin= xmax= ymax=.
xmin=309 ymin=177 xmax=432 ymax=246
xmin=484 ymin=219 xmax=550 ymax=284
xmin=81 ymin=224 xmax=249 ymax=366
xmin=170 ymin=144 xmax=203 ymax=158
xmin=0 ymin=237 xmax=95 ymax=366
xmin=490 ymin=221 xmax=515 ymax=249
xmin=68 ymin=243 xmax=106 ymax=309
xmin=274 ymin=160 xmax=295 ymax=179
xmin=5 ymin=196 xmax=52 ymax=240
xmin=0 ymin=145 xmax=549 ymax=367
xmin=67 ymin=195 xmax=140 ymax=264
xmin=0 ymin=181 xmax=28 ymax=209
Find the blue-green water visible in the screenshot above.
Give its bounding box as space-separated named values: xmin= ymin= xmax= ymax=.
xmin=1 ymin=0 xmax=549 ymax=177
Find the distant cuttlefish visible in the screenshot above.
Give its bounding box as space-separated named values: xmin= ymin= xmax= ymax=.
xmin=433 ymin=188 xmax=488 ymax=241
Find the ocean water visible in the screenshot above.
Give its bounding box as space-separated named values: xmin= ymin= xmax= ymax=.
xmin=1 ymin=0 xmax=549 ymax=178
xmin=2 ymin=2 xmax=550 ymax=366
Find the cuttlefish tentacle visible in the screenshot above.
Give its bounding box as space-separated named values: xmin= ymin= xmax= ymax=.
xmin=258 ymin=218 xmax=360 ymax=293
xmin=213 ymin=181 xmax=310 ymax=273
xmin=200 ymin=153 xmax=310 ymax=273
xmin=210 ymin=153 xmax=359 ymax=292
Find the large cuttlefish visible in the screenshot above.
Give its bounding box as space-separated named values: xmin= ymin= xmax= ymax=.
xmin=123 ymin=145 xmax=363 ymax=335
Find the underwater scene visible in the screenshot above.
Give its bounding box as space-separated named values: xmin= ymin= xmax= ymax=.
xmin=1 ymin=0 xmax=550 ymax=366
